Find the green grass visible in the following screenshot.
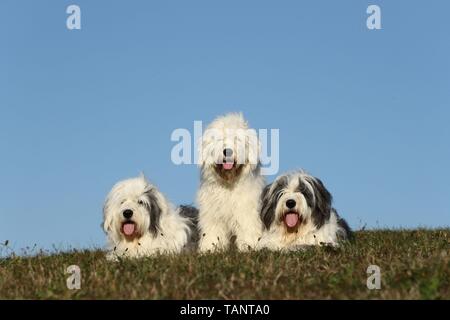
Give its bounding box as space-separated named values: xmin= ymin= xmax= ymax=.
xmin=0 ymin=230 xmax=449 ymax=299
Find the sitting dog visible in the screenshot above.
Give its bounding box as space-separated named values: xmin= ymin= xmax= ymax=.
xmin=257 ymin=170 xmax=351 ymax=251
xmin=196 ymin=113 xmax=265 ymax=252
xmin=102 ymin=175 xmax=198 ymax=260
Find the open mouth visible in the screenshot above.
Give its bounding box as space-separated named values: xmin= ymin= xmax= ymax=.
xmin=221 ymin=158 xmax=235 ymax=170
xmin=121 ymin=221 xmax=137 ymax=237
xmin=283 ymin=211 xmax=303 ymax=230
xmin=214 ymin=158 xmax=243 ymax=182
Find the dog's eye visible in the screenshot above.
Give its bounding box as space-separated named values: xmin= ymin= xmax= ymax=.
xmin=138 ymin=200 xmax=144 ymax=205
xmin=120 ymin=200 xmax=126 ymax=205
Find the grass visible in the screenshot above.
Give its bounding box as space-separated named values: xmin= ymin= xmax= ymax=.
xmin=0 ymin=229 xmax=449 ymax=299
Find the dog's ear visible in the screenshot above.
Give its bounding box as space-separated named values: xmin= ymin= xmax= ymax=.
xmin=260 ymin=176 xmax=288 ymax=230
xmin=198 ymin=127 xmax=222 ymax=167
xmin=246 ymin=128 xmax=260 ymax=168
xmin=260 ymin=183 xmax=276 ymax=230
xmin=145 ymin=189 xmax=162 ymax=237
xmin=308 ymin=176 xmax=332 ymax=228
xmin=102 ymin=202 xmax=113 ymax=234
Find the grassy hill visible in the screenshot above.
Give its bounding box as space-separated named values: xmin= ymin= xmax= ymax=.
xmin=0 ymin=230 xmax=449 ymax=299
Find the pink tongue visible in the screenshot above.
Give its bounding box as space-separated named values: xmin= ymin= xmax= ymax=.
xmin=223 ymin=162 xmax=234 ymax=170
xmin=123 ymin=223 xmax=135 ymax=236
xmin=284 ymin=213 xmax=299 ymax=228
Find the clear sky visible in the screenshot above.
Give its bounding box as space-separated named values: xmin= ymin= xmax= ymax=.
xmin=1 ymin=0 xmax=449 ymax=253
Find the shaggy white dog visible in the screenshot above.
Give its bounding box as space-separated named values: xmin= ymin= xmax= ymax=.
xmin=102 ymin=175 xmax=197 ymax=260
xmin=257 ymin=170 xmax=352 ymax=251
xmin=197 ymin=113 xmax=265 ymax=252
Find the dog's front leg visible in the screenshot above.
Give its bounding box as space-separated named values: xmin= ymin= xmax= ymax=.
xmin=198 ymin=221 xmax=229 ymax=253
xmin=234 ymin=213 xmax=263 ymax=251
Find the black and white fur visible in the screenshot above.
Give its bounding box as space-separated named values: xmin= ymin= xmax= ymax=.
xmin=102 ymin=175 xmax=198 ymax=260
xmin=257 ymin=170 xmax=351 ymax=251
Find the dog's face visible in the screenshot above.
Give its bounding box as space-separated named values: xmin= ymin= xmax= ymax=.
xmin=199 ymin=113 xmax=260 ymax=184
xmin=260 ymin=171 xmax=332 ymax=233
xmin=103 ymin=176 xmax=163 ymax=242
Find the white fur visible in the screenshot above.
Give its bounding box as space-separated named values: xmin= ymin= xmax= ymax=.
xmin=197 ymin=113 xmax=265 ymax=252
xmin=257 ymin=171 xmax=350 ymax=251
xmin=102 ymin=175 xmax=191 ymax=260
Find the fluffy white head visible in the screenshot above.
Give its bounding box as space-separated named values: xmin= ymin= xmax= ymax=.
xmin=199 ymin=112 xmax=260 ymax=185
xmin=103 ymin=175 xmax=169 ymax=244
xmin=260 ymin=171 xmax=333 ymax=233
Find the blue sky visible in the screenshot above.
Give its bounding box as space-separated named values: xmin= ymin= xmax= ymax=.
xmin=1 ymin=0 xmax=449 ymax=253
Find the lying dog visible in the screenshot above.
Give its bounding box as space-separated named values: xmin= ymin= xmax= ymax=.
xmin=257 ymin=170 xmax=351 ymax=251
xmin=102 ymin=175 xmax=198 ymax=259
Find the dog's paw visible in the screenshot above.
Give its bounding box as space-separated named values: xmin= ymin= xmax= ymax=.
xmin=105 ymin=251 xmax=119 ymax=262
xmin=286 ymin=244 xmax=310 ymax=252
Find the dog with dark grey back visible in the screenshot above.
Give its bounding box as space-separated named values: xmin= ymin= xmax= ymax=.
xmin=257 ymin=170 xmax=351 ymax=251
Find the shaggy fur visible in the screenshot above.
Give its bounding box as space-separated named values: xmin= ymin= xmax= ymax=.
xmin=197 ymin=113 xmax=265 ymax=252
xmin=102 ymin=175 xmax=197 ymax=260
xmin=257 ymin=170 xmax=351 ymax=251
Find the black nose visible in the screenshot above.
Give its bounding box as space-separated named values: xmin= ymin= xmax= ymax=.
xmin=123 ymin=209 xmax=133 ymax=219
xmin=223 ymin=148 xmax=233 ymax=157
xmin=286 ymin=199 xmax=296 ymax=209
